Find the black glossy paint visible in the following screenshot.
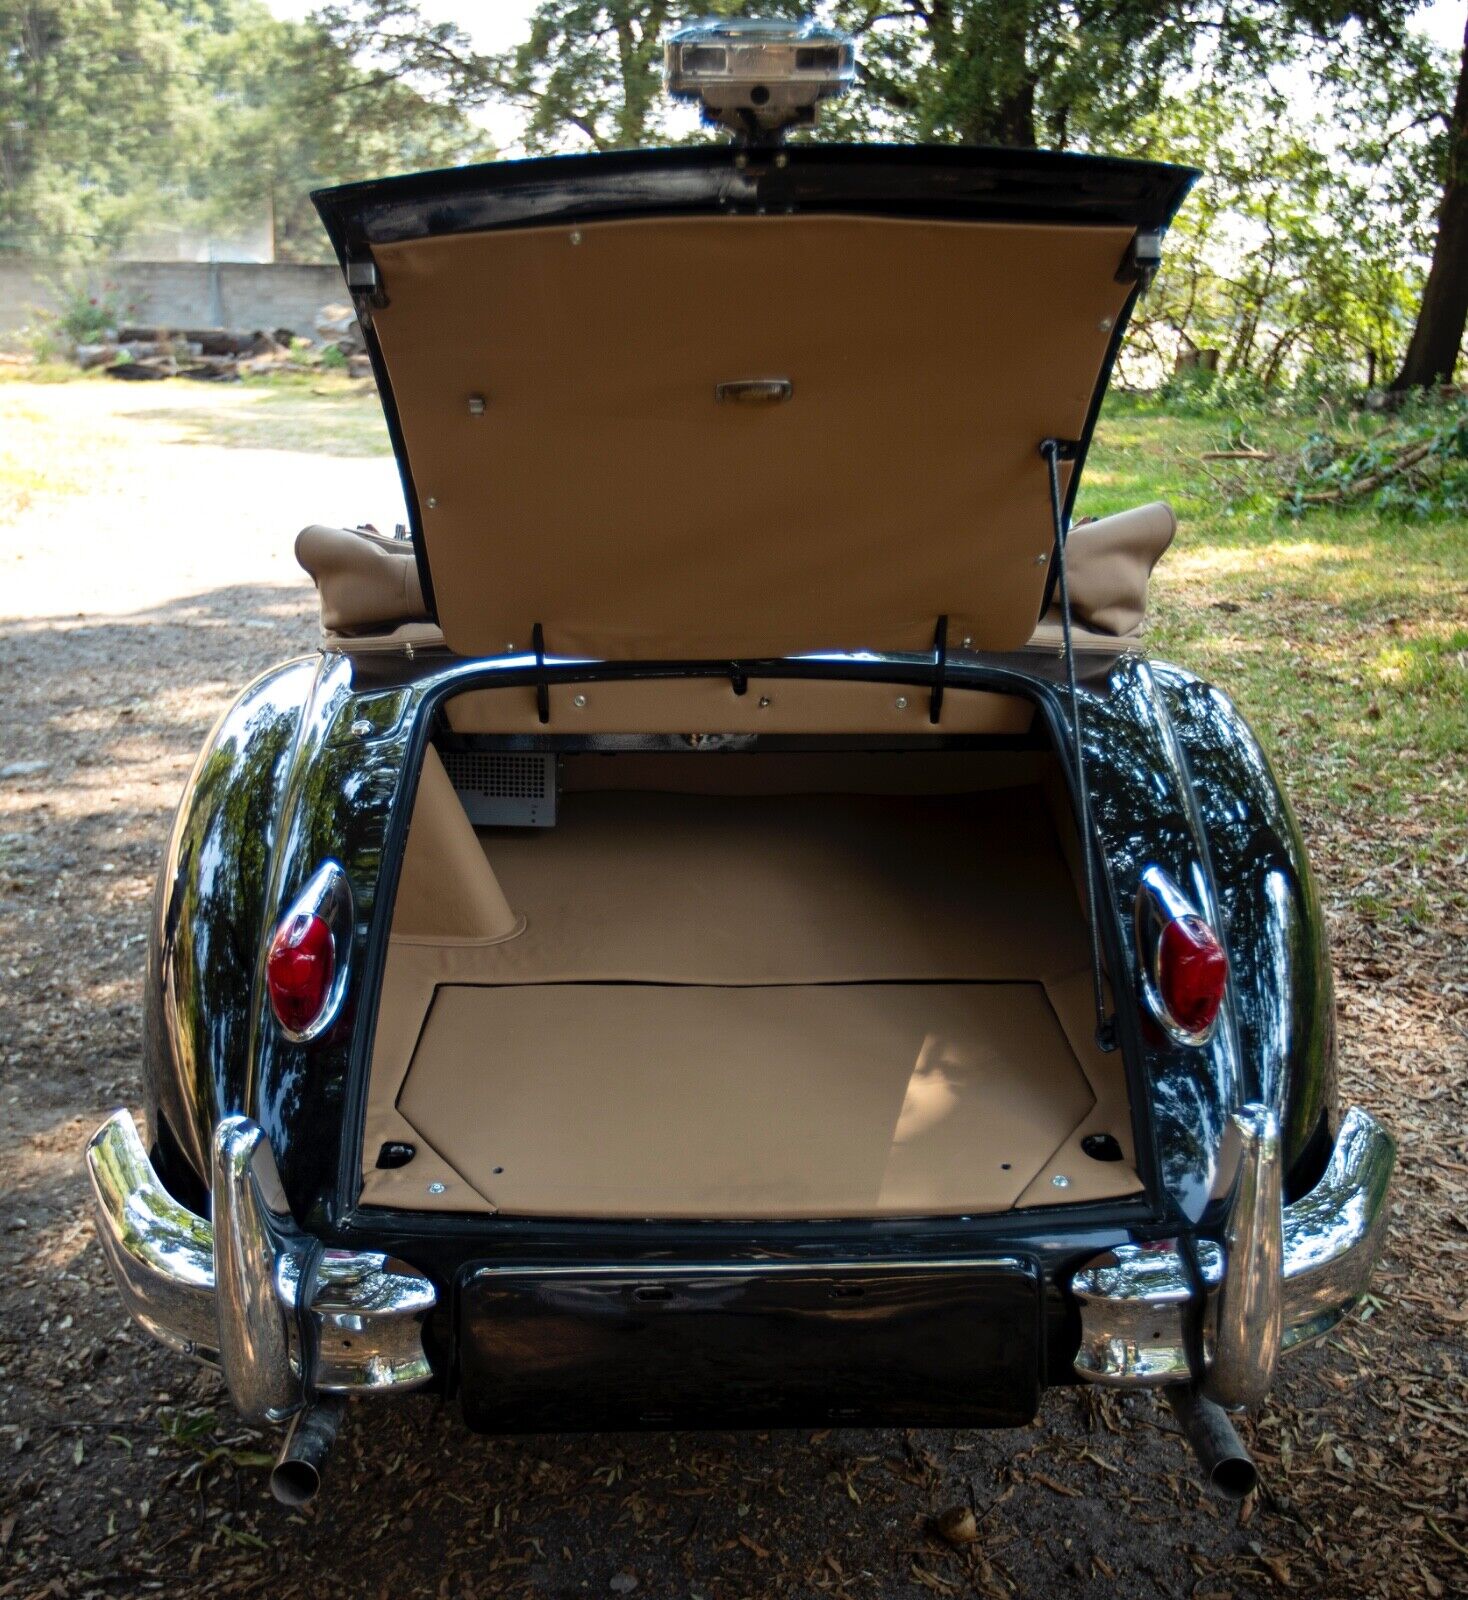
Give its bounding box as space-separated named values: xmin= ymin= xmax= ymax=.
xmin=140 ymin=641 xmax=1339 ymax=1413
xmin=142 ymin=657 xmax=319 ymax=1187
xmin=314 ymin=144 xmax=1197 ymax=250
xmin=1154 ymin=666 xmax=1338 ymax=1193
xmin=458 ymin=1258 xmax=1043 ymax=1432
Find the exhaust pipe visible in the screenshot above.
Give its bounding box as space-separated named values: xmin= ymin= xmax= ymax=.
xmin=1164 ymin=1385 xmax=1257 ymax=1500
xmin=270 ymin=1396 xmax=345 ymax=1507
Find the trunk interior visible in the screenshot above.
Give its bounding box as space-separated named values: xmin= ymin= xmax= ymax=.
xmin=360 ymin=685 xmax=1141 ymax=1220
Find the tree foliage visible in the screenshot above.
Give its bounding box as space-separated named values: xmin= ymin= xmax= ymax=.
xmin=1121 ymin=34 xmax=1453 ymax=395
xmin=2 ymin=0 xmax=1459 ymax=385
xmin=0 ymin=0 xmax=490 ymax=261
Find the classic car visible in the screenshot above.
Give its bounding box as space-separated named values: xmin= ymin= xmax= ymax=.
xmin=86 ymin=19 xmax=1394 ymax=1509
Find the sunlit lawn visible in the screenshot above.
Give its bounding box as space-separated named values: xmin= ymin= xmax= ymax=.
xmin=1083 ymin=396 xmax=1466 ymax=932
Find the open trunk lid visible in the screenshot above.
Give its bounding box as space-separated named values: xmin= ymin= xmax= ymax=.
xmin=315 ymin=145 xmax=1194 ymax=661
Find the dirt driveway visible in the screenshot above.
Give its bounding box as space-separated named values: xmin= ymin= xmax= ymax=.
xmin=0 ymin=380 xmax=1462 ymax=1599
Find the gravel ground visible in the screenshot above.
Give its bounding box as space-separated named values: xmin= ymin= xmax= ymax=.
xmin=0 ymin=382 xmax=1463 ymax=1599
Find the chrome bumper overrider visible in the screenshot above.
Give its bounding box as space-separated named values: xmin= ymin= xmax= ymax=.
xmin=86 ymin=1110 xmax=435 ymax=1423
xmin=1071 ymin=1105 xmax=1395 ymax=1402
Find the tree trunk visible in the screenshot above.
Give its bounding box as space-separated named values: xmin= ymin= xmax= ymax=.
xmin=1391 ymin=11 xmax=1468 ymax=391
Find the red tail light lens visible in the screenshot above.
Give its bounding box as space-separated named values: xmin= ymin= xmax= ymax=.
xmin=1157 ymin=915 xmax=1228 ymax=1038
xmin=266 ymin=911 xmax=335 ymax=1036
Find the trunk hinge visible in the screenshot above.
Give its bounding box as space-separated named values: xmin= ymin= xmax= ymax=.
xmin=344 ymin=252 xmax=388 ymax=322
xmin=929 ymin=615 xmax=949 ymax=725
xmin=1040 ymin=438 xmax=1117 ymax=1052
xmin=1116 ymin=230 xmax=1164 ymax=293
xmin=531 ymin=622 xmax=550 ymax=725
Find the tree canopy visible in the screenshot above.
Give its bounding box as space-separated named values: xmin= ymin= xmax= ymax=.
xmin=2 ymin=0 xmax=1461 ymax=386
xmin=0 ymin=0 xmax=490 ymax=261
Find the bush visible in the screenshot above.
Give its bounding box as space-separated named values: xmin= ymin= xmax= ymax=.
xmin=1157 ymin=364 xmax=1272 ymax=417
xmin=25 ymin=277 xmax=135 ymax=361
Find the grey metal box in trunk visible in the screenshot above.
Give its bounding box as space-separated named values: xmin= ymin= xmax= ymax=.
xmin=440 ymin=749 xmax=557 ymax=827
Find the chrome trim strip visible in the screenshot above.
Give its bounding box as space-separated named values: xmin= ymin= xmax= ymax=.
xmin=466 ymin=1256 xmax=1025 ymax=1282
xmin=86 ymin=1110 xmax=437 ymax=1418
xmin=1204 ymin=1103 xmax=1282 ymax=1408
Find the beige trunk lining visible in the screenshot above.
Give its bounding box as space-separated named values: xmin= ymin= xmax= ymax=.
xmin=401 ymin=982 xmax=1094 ymax=1219
xmin=361 ymin=754 xmax=1139 ymax=1218
xmin=371 ymin=213 xmax=1134 ymax=660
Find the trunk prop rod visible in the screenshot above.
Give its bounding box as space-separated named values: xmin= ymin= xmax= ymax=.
xmin=1040 ymin=438 xmax=1116 ymax=1051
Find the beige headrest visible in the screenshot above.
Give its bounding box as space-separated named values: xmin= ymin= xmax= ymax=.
xmin=295 ymin=524 xmax=430 ymax=636
xmin=1062 ymin=502 xmax=1176 ymax=636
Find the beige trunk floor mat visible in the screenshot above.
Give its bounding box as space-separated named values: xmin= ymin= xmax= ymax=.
xmin=473 ymin=788 xmax=1091 ymax=986
xmin=396 ymin=981 xmax=1095 ymax=1219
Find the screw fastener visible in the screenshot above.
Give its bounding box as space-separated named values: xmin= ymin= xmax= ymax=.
xmin=424 ymin=496 xmax=438 ymax=510
xmin=572 ymin=694 xmax=588 ymax=709
xmin=894 ymin=696 xmax=909 ymax=711
xmin=1052 ymin=1174 xmax=1071 ymax=1189
xmin=427 ymin=1181 xmax=446 ymax=1196
xmin=349 ymin=719 xmax=372 ymax=739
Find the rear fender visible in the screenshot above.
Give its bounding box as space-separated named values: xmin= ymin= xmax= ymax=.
xmin=1078 ymin=656 xmax=1243 ymax=1223
xmin=143 ymin=651 xmax=425 ymax=1226
xmin=142 ymin=658 xmax=321 ymax=1190
xmin=1153 ymin=665 xmax=1338 ymax=1193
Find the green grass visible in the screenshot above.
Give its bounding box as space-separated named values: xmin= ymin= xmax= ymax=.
xmin=1084 ymin=395 xmax=1467 ymax=932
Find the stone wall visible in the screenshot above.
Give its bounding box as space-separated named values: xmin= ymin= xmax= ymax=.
xmin=0 ymin=257 xmax=345 ymax=343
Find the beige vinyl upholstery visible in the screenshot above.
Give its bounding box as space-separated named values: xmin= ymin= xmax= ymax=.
xmin=295 ymin=524 xmax=427 ymax=636
xmin=444 ymin=677 xmax=1033 ymax=737
xmin=400 ymin=982 xmax=1096 ymax=1218
xmin=1060 ymin=500 xmax=1176 ymax=637
xmin=370 ymin=213 xmax=1136 ymax=660
xmin=391 ymin=748 xmax=522 ymax=945
xmin=299 ymin=502 xmax=1173 ymax=659
xmin=361 ymin=753 xmax=1140 ymax=1219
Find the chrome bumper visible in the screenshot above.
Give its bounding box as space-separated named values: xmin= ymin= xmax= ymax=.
xmin=86 ymin=1110 xmax=436 ymax=1423
xmin=1071 ymin=1105 xmax=1395 ymax=1402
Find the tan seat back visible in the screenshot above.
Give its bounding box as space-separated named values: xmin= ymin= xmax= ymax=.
xmin=295 ymin=524 xmax=429 ymax=636
xmin=1061 ymin=501 xmax=1176 ymax=637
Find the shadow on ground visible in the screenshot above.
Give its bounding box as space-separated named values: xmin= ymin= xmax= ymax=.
xmin=0 ymin=583 xmax=1451 ymax=1600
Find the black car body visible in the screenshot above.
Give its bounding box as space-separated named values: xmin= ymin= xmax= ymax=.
xmin=86 ymin=141 xmax=1394 ymax=1501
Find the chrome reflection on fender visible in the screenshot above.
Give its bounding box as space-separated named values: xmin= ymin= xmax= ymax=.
xmin=1071 ymin=1105 xmax=1395 ymax=1394
xmin=85 ymin=1110 xmax=436 ymax=1421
